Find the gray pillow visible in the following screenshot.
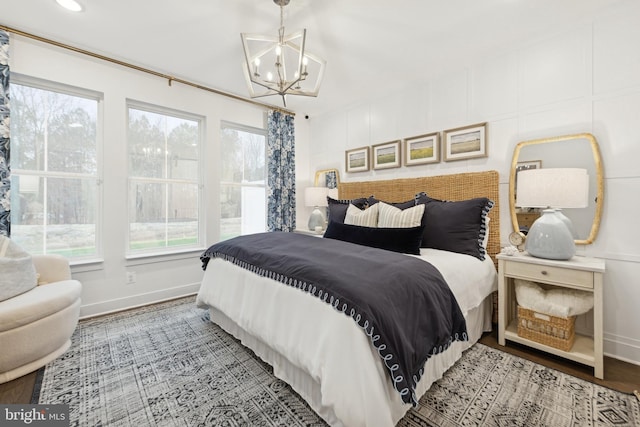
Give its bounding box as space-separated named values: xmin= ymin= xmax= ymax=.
xmin=0 ymin=236 xmax=38 ymax=302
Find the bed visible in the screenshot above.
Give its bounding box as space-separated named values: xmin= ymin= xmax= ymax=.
xmin=196 ymin=170 xmax=501 ymax=427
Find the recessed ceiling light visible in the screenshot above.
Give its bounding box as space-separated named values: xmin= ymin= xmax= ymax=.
xmin=56 ymin=0 xmax=83 ymax=12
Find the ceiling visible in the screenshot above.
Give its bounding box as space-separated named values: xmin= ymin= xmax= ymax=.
xmin=1 ymin=0 xmax=624 ymax=117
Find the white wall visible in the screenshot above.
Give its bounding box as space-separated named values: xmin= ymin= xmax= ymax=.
xmin=9 ymin=35 xmax=311 ymax=317
xmin=306 ymin=1 xmax=640 ymax=364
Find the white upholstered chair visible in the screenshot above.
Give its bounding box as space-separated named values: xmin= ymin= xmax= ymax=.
xmin=0 ymin=254 xmax=81 ymax=384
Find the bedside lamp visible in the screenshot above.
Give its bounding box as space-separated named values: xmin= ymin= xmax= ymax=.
xmin=304 ymin=187 xmax=329 ymax=231
xmin=516 ymin=168 xmax=589 ymax=260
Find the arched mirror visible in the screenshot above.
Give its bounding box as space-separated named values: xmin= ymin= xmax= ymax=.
xmin=509 ymin=133 xmax=604 ymax=245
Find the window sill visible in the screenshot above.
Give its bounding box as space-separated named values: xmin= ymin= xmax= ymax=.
xmin=70 ymin=258 xmax=105 ymax=273
xmin=125 ymin=247 xmax=207 ymax=266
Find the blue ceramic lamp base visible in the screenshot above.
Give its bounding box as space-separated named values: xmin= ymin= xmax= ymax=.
xmin=525 ymin=209 xmax=576 ymax=260
xmin=308 ymin=207 xmax=326 ymax=231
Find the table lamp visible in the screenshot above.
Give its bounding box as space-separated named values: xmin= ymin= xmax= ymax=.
xmin=516 ymin=168 xmax=589 ymax=260
xmin=304 ymin=187 xmax=329 ymax=231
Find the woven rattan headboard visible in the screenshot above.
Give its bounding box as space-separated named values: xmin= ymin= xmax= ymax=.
xmin=338 ymin=170 xmax=501 ymax=267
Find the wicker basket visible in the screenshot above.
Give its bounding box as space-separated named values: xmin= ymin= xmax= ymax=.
xmin=517 ymin=306 xmax=576 ymax=351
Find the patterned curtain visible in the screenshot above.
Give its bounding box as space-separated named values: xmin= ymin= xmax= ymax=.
xmin=325 ymin=170 xmax=338 ymax=219
xmin=325 ymin=170 xmax=337 ymax=189
xmin=0 ymin=30 xmax=10 ymax=237
xmin=267 ymin=110 xmax=296 ymax=232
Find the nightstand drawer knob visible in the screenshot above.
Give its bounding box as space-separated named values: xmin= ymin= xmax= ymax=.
xmin=541 ymin=270 xmax=548 ymax=275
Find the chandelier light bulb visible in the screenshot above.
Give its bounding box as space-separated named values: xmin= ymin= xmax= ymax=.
xmin=56 ymin=0 xmax=83 ymax=12
xmin=266 ymin=72 xmax=273 ymax=81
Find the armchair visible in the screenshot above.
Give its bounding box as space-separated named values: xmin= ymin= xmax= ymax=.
xmin=0 ymin=254 xmax=81 ymax=384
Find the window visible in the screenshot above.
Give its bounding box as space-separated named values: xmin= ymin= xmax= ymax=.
xmin=220 ymin=122 xmax=266 ymax=240
xmin=127 ymin=102 xmax=202 ymax=254
xmin=10 ymin=76 xmax=101 ymax=259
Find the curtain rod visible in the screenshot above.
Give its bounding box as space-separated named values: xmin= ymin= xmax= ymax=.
xmin=0 ymin=24 xmax=295 ymax=116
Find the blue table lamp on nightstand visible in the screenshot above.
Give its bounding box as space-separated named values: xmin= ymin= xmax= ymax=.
xmin=305 ymin=187 xmax=329 ymax=231
xmin=516 ymin=168 xmax=589 ymax=260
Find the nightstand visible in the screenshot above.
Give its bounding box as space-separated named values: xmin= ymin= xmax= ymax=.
xmin=293 ymin=228 xmax=324 ymax=237
xmin=497 ymin=253 xmax=605 ymax=378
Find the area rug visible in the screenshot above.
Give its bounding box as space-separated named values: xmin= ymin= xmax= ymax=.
xmin=398 ymin=345 xmax=640 ymax=427
xmin=36 ymin=297 xmax=640 ymax=426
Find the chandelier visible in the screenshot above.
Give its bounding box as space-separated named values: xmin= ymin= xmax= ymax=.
xmin=241 ymin=0 xmax=326 ymax=107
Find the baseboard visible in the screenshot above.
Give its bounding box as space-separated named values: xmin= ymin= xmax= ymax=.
xmin=604 ymin=332 xmax=640 ymax=367
xmin=79 ymin=282 xmax=201 ymax=319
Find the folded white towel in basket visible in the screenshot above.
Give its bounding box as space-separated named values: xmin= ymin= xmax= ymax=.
xmin=515 ymin=279 xmax=594 ymax=318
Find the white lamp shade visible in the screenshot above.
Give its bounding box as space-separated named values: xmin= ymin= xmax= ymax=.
xmin=304 ymin=187 xmax=329 ymax=207
xmin=327 ymin=188 xmax=339 ymax=200
xmin=516 ymin=168 xmax=589 ymax=209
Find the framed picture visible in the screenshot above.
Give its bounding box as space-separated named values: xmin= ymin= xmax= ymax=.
xmin=345 ymin=146 xmax=370 ymax=173
xmin=372 ymin=140 xmax=401 ymax=170
xmin=443 ymin=122 xmax=487 ymax=162
xmin=404 ymin=132 xmax=440 ymax=166
xmin=516 ymin=160 xmax=542 ymax=173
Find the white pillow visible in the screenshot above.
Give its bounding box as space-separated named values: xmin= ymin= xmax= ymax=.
xmin=344 ymin=203 xmax=378 ymax=227
xmin=0 ymin=235 xmax=38 ymax=302
xmin=377 ymin=202 xmax=425 ymax=228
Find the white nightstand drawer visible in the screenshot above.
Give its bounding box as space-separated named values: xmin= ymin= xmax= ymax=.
xmin=504 ymin=261 xmax=593 ymax=289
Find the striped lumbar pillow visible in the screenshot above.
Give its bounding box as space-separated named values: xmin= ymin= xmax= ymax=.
xmin=344 ymin=203 xmax=379 ymax=227
xmin=378 ymin=202 xmax=425 ymax=228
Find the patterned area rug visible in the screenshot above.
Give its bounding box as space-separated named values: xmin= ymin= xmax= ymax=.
xmin=37 ymin=297 xmax=640 ymax=426
xmin=37 ymin=296 xmax=325 ymax=426
xmin=399 ymin=345 xmax=640 ymax=427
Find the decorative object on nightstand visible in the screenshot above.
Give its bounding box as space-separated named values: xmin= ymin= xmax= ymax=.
xmin=516 ymin=168 xmax=589 ymax=260
xmin=304 ymin=187 xmax=328 ymax=231
xmin=508 ymin=231 xmax=526 ymax=251
xmin=500 ymin=245 xmax=519 ymax=256
xmin=497 ymin=253 xmax=605 ymax=379
xmin=304 ymin=187 xmax=338 ymax=231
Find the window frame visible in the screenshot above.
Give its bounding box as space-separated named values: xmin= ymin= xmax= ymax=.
xmin=219 ymin=121 xmax=268 ymax=240
xmin=125 ymin=99 xmax=205 ymax=258
xmin=9 ymin=73 xmax=104 ymax=264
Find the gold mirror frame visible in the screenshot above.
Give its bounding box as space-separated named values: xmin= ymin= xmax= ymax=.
xmin=509 ymin=133 xmax=604 ymax=245
xmin=314 ymin=168 xmax=341 ymax=187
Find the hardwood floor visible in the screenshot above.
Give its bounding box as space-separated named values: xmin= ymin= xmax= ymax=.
xmin=0 ymin=370 xmax=37 ymax=404
xmin=2 ymin=330 xmax=638 ymax=405
xmin=479 ymin=329 xmax=640 ymax=395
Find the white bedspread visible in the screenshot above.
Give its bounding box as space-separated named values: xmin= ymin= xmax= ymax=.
xmin=196 ymin=247 xmax=497 ymax=427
